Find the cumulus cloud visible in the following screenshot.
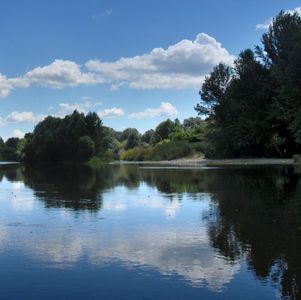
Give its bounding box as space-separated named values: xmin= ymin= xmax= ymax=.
xmin=0 ymin=33 xmax=234 ymax=98
xmin=0 ymin=111 xmax=45 ymax=127
xmin=128 ymin=102 xmax=178 ymax=119
xmin=6 ymin=111 xmax=41 ymax=123
xmin=0 ymin=75 xmax=11 ymax=98
xmin=98 ymin=107 xmax=125 ymax=118
xmin=0 ymin=60 xmax=101 ymax=98
xmin=256 ymin=6 xmax=301 ymax=30
xmin=12 ymin=129 xmax=25 ymax=138
xmin=23 ymin=59 xmax=101 ymax=89
xmin=86 ymin=33 xmax=234 ymax=90
xmin=56 ymin=101 xmax=102 ymax=116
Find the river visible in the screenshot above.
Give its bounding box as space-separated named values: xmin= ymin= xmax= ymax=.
xmin=0 ymin=163 xmax=300 ymax=299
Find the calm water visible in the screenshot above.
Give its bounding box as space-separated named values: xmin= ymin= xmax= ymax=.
xmin=0 ymin=163 xmax=301 ymax=300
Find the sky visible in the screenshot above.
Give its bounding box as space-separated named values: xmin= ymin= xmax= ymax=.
xmin=0 ymin=0 xmax=300 ymax=139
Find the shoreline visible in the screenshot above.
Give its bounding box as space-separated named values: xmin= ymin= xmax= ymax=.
xmin=111 ymin=158 xmax=295 ymax=167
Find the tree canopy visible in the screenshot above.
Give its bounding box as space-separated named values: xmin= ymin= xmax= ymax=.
xmin=195 ymin=10 xmax=301 ymax=158
xmin=23 ymin=110 xmax=106 ymax=162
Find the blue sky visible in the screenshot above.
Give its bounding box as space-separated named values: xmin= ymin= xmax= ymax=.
xmin=0 ymin=0 xmax=300 ymax=139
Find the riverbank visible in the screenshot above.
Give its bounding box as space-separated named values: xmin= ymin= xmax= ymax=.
xmin=111 ymin=158 xmax=295 ymax=167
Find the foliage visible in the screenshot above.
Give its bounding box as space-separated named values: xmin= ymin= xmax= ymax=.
xmin=125 ymin=131 xmax=140 ymax=150
xmin=195 ymin=63 xmax=232 ymax=117
xmin=120 ymin=146 xmax=153 ymax=161
xmin=0 ymin=137 xmax=26 ymax=161
xmin=153 ymin=119 xmax=176 ymax=143
xmin=152 ymin=140 xmax=192 ymax=160
xmin=195 ymin=10 xmax=301 ymax=158
xmin=77 ymin=136 xmax=95 ymax=162
xmin=23 ymin=110 xmax=106 ymax=162
xmin=141 ymin=129 xmax=155 ymax=145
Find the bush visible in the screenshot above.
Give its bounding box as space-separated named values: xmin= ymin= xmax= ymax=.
xmin=120 ymin=147 xmax=153 ymax=161
xmin=152 ymin=140 xmax=192 ymax=160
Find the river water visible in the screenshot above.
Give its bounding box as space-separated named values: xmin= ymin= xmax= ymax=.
xmin=0 ymin=163 xmax=300 ymax=299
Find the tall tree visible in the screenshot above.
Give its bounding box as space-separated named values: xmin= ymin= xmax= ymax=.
xmin=195 ymin=63 xmax=232 ymax=118
xmin=260 ymin=10 xmax=301 ymax=154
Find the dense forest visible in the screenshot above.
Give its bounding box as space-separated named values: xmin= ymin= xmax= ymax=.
xmin=1 ymin=10 xmax=301 ymax=162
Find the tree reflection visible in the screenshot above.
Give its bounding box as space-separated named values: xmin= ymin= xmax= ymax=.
xmin=203 ymin=166 xmax=301 ymax=299
xmin=1 ymin=163 xmax=301 ymax=298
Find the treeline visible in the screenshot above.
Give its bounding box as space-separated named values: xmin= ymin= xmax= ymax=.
xmin=0 ymin=111 xmax=108 ymax=162
xmin=117 ymin=117 xmax=205 ymax=161
xmin=195 ymin=10 xmax=301 ymax=158
xmin=0 ymin=111 xmax=206 ymax=162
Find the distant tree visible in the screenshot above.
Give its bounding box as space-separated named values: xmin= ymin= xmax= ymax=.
xmin=125 ymin=131 xmax=140 ymax=150
xmin=1 ymin=137 xmax=22 ymax=161
xmin=121 ymin=128 xmax=140 ymax=141
xmin=141 ymin=129 xmax=155 ymax=145
xmin=183 ymin=117 xmax=203 ymax=130
xmin=5 ymin=137 xmax=20 ymax=149
xmin=23 ymin=110 xmax=107 ymax=162
xmin=154 ymin=119 xmax=176 ymax=143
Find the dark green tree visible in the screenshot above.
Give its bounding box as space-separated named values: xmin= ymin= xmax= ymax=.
xmin=77 ymin=136 xmax=95 ymax=161
xmin=141 ymin=129 xmax=155 ymax=145
xmin=154 ymin=119 xmax=176 ymax=143
xmin=259 ymin=10 xmax=301 ymax=154
xmin=195 ymin=63 xmax=232 ymax=117
xmin=125 ymin=131 xmax=140 ymax=150
xmin=23 ymin=110 xmax=107 ymax=162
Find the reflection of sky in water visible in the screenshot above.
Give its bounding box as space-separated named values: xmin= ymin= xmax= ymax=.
xmin=0 ymin=179 xmax=239 ymax=292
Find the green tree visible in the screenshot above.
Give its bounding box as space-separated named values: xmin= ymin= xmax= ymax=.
xmin=154 ymin=119 xmax=175 ymax=143
xmin=195 ymin=63 xmax=232 ymax=117
xmin=141 ymin=129 xmax=155 ymax=145
xmin=23 ymin=111 xmax=107 ymax=162
xmin=183 ymin=117 xmax=203 ymax=131
xmin=125 ymin=131 xmax=140 ymax=150
xmin=195 ymin=49 xmax=275 ymax=157
xmin=77 ymin=136 xmax=95 ymax=161
xmin=259 ymin=10 xmax=301 ymax=154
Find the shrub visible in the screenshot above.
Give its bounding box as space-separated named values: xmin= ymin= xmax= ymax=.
xmin=120 ymin=147 xmax=153 ymax=161
xmin=152 ymin=140 xmax=192 ymax=160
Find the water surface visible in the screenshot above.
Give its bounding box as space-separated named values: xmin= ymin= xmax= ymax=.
xmin=0 ymin=163 xmax=300 ymax=299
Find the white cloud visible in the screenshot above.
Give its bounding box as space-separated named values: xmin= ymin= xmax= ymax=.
xmin=24 ymin=59 xmax=101 ymax=89
xmin=0 ymin=111 xmax=45 ymax=127
xmin=256 ymin=7 xmax=301 ymax=30
xmin=0 ymin=33 xmax=234 ymax=98
xmin=128 ymin=102 xmax=178 ymax=119
xmin=56 ymin=101 xmax=102 ymax=116
xmin=287 ymin=7 xmax=301 ymax=15
xmin=98 ymin=107 xmax=125 ymax=118
xmin=86 ymin=33 xmax=234 ymax=90
xmin=6 ymin=111 xmax=39 ymax=123
xmin=256 ymin=18 xmax=273 ymax=30
xmin=0 ymin=74 xmax=13 ymax=98
xmin=0 ymin=60 xmax=102 ymax=98
xmin=12 ymin=129 xmax=25 ymax=138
